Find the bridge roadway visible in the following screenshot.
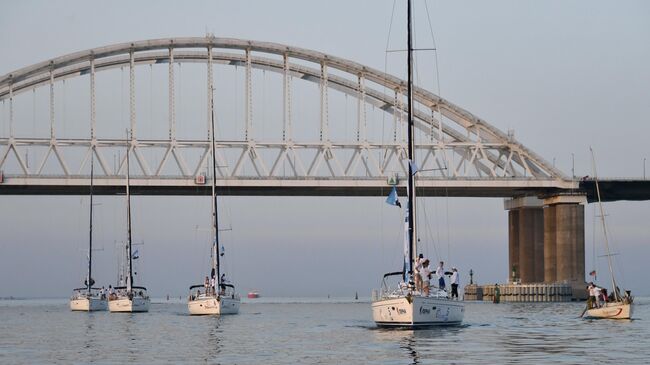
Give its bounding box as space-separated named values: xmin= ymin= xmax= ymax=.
xmin=1 ymin=175 xmax=648 ymax=201
xmin=0 ymin=175 xmax=573 ymax=197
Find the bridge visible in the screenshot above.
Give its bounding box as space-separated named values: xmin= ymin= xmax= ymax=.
xmin=1 ymin=37 xmax=646 ymax=299
xmin=0 ymin=37 xmax=573 ymax=196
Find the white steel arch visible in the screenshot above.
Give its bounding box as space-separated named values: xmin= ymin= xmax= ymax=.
xmin=0 ymin=37 xmax=576 ymax=196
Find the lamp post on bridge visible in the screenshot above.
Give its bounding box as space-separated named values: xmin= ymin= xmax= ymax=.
xmin=571 ymin=153 xmax=575 ymax=179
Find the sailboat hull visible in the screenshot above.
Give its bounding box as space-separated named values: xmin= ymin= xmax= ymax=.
xmin=108 ymin=297 xmax=150 ymax=313
xmin=188 ymin=296 xmax=240 ymax=315
xmin=70 ymin=297 xmax=107 ymax=312
xmin=372 ymin=295 xmax=464 ymax=327
xmin=585 ymin=302 xmax=632 ymax=319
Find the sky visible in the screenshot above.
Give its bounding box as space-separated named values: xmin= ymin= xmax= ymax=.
xmin=1 ymin=0 xmax=649 ymax=298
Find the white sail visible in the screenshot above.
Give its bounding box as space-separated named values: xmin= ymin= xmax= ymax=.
xmin=402 ymin=206 xmax=410 ymax=282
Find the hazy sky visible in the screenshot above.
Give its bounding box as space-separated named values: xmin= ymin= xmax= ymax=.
xmin=1 ymin=0 xmax=649 ymax=298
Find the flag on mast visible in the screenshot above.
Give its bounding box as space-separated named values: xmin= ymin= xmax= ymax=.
xmin=386 ymin=186 xmax=402 ymax=208
xmin=409 ymin=160 xmax=419 ymax=175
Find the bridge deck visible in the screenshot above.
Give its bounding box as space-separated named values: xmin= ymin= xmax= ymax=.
xmin=0 ymin=176 xmax=575 ymax=198
xmin=580 ymin=179 xmax=650 ymax=202
xmin=2 ymin=176 xmax=646 ymax=202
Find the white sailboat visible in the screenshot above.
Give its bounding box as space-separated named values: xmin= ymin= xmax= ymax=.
xmin=108 ymin=133 xmax=150 ymax=313
xmin=583 ymin=148 xmax=633 ymax=320
xmin=372 ymin=0 xmax=464 ymax=327
xmin=70 ymin=154 xmax=108 ymax=312
xmin=187 ymin=88 xmax=240 ymax=315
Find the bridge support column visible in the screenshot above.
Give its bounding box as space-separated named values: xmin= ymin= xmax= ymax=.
xmin=544 ymin=204 xmax=557 ymax=283
xmin=507 ymin=209 xmax=519 ymax=283
xmin=543 ymin=195 xmax=587 ymax=299
xmin=505 ymin=197 xmax=544 ymax=284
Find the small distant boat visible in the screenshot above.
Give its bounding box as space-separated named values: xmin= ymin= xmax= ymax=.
xmin=108 ymin=133 xmax=150 ymax=313
xmin=70 ymin=154 xmax=107 ymax=312
xmin=583 ymin=149 xmax=633 ymax=320
xmin=247 ymin=291 xmax=260 ymax=299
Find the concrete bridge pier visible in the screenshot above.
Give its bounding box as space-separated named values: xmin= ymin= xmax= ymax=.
xmin=543 ymin=195 xmax=587 ymax=299
xmin=505 ymin=197 xmax=544 ymax=284
xmin=505 ymin=195 xmax=587 ymax=300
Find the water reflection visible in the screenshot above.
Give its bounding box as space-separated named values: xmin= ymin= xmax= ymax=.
xmin=82 ymin=313 xmax=95 ymax=350
xmin=373 ymin=326 xmax=467 ymax=365
xmin=103 ymin=312 xmax=141 ymax=362
xmin=203 ymin=316 xmax=222 ymax=362
xmin=400 ymin=336 xmax=419 ymax=365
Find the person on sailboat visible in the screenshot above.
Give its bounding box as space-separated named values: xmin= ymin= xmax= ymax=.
xmin=420 ymin=260 xmax=432 ymax=296
xmin=588 ymin=283 xmax=602 ymax=308
xmin=414 ymin=254 xmax=424 ymax=292
xmin=587 ymin=283 xmax=596 ymax=308
xmin=219 ymin=273 xmax=227 ymax=294
xmin=435 ymin=261 xmax=446 ymax=290
xmin=450 ymin=268 xmax=459 ymax=299
xmin=204 ymin=276 xmax=210 ymax=295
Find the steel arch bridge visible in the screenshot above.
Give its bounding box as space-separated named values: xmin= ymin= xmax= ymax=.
xmin=0 ymin=37 xmax=576 ymax=196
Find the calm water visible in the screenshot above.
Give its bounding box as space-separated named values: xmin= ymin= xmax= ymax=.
xmin=1 ymin=297 xmax=649 ymax=364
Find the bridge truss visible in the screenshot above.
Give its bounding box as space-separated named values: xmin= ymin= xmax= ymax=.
xmin=0 ymin=37 xmax=575 ymax=196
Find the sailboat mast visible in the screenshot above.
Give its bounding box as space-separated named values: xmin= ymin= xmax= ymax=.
xmin=590 ymin=148 xmax=619 ymax=300
xmin=87 ymin=152 xmax=94 ymax=294
xmin=406 ymin=0 xmax=417 ymax=278
xmin=209 ymin=88 xmax=221 ymax=286
xmin=126 ymin=132 xmax=134 ymax=292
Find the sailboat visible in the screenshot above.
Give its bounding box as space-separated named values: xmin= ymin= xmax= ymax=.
xmin=187 ymin=89 xmax=241 ymax=315
xmin=108 ymin=133 xmax=150 ymax=313
xmin=371 ymin=0 xmax=464 ymax=327
xmin=583 ymin=148 xmax=633 ymax=319
xmin=70 ymin=154 xmax=108 ymax=311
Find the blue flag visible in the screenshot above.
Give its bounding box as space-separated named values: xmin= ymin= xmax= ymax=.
xmin=409 ymin=160 xmax=419 ymax=176
xmin=385 ymin=186 xmax=401 ymax=207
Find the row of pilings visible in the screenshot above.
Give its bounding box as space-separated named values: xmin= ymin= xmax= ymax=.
xmin=464 ymin=283 xmax=573 ymax=302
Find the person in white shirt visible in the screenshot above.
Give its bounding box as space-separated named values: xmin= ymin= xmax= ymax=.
xmin=450 ymin=268 xmax=459 ymax=299
xmin=593 ymin=285 xmax=602 ymax=308
xmin=420 ymin=260 xmax=432 ymax=296
xmin=435 ymin=261 xmax=446 ymax=290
